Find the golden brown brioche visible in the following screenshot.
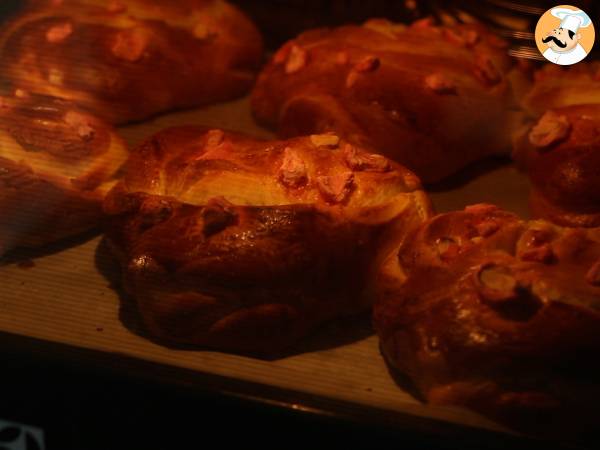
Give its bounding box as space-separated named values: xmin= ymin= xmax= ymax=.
xmin=521 ymin=62 xmax=600 ymax=117
xmin=514 ymin=63 xmax=600 ymax=227
xmin=0 ymin=0 xmax=263 ymax=124
xmin=103 ymin=127 xmax=431 ymax=355
xmin=513 ymin=104 xmax=600 ymax=228
xmin=251 ymin=18 xmax=524 ymax=183
xmin=0 ymin=90 xmax=128 ymax=253
xmin=374 ymin=204 xmax=600 ymax=436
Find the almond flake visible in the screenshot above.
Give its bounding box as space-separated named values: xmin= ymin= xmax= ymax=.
xmin=478 ymin=264 xmax=517 ymax=302
xmin=519 ymin=244 xmax=555 ymax=264
xmin=443 ymin=29 xmax=480 ymax=47
xmin=46 ymin=22 xmax=73 ymax=43
xmin=112 ymin=29 xmax=147 ymax=62
xmin=464 ymin=30 xmax=480 ymax=46
xmin=279 ymin=147 xmax=307 ymax=188
xmin=273 ymin=45 xmax=291 ymax=65
xmin=424 ymin=73 xmax=457 ymax=94
xmin=475 ymin=220 xmax=499 ymax=237
xmin=412 ymin=17 xmax=434 ymax=29
xmin=343 ymin=144 xmax=390 ymax=172
xmin=48 ymin=68 xmax=64 ymax=85
xmin=206 ymin=129 xmax=225 ymax=147
xmin=474 ymin=55 xmax=502 ymax=85
xmin=285 ymin=45 xmax=307 ymax=74
xmin=310 ymin=134 xmax=339 ymax=148
xmin=346 ymin=71 xmax=359 ymax=88
xmin=528 ymin=111 xmax=571 ymax=149
xmin=64 ymin=111 xmax=95 ymax=140
xmin=193 ymin=22 xmax=217 ymax=40
xmin=586 ymin=259 xmax=600 ymax=286
xmin=363 ymin=19 xmax=406 ymax=38
xmin=317 ymin=172 xmax=354 ymax=203
xmin=335 ymin=52 xmax=349 ymax=65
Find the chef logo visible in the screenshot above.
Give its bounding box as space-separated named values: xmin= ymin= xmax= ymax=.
xmin=535 ymin=5 xmax=595 ymax=66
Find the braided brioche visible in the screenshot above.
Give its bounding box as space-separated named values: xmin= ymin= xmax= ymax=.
xmin=0 ymin=90 xmax=128 ymax=253
xmin=104 ymin=127 xmax=431 ymax=354
xmin=1 ymin=0 xmax=263 ymax=124
xmin=374 ymin=204 xmax=600 ymax=435
xmin=252 ymin=18 xmax=525 ymax=183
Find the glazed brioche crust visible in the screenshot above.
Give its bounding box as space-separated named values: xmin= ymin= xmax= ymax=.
xmin=522 ymin=62 xmax=600 ymax=117
xmin=514 ymin=63 xmax=600 ymax=227
xmin=1 ymin=0 xmax=263 ymax=124
xmin=104 ymin=127 xmax=432 ymax=354
xmin=513 ymin=103 xmax=600 ymax=228
xmin=374 ymin=204 xmax=600 ymax=434
xmin=0 ymin=91 xmax=128 ymax=251
xmin=252 ymin=18 xmax=524 ymax=183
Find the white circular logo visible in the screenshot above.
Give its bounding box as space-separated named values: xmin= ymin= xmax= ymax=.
xmin=536 ymin=5 xmax=595 ymax=66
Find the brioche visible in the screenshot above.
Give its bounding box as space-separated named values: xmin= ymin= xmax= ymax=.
xmin=513 ymin=104 xmax=600 ymax=227
xmin=374 ymin=204 xmax=600 ymax=435
xmin=104 ymin=127 xmax=431 ymax=354
xmin=514 ymin=63 xmax=600 ymax=227
xmin=252 ymin=18 xmax=525 ymax=183
xmin=521 ymin=62 xmax=600 ymax=117
xmin=0 ymin=90 xmax=128 ymax=253
xmin=0 ymin=0 xmax=263 ymax=124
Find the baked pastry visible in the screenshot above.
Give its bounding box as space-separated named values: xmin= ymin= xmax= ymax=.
xmin=0 ymin=0 xmax=263 ymax=124
xmin=513 ymin=104 xmax=600 ymax=228
xmin=521 ymin=62 xmax=600 ymax=117
xmin=514 ymin=64 xmax=600 ymax=227
xmin=251 ymin=18 xmax=526 ymax=183
xmin=374 ymin=204 xmax=600 ymax=435
xmin=104 ymin=126 xmax=431 ymax=354
xmin=0 ymin=90 xmax=128 ymax=253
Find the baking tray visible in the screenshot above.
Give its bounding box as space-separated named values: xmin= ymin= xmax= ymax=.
xmin=0 ymin=96 xmax=549 ymax=446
